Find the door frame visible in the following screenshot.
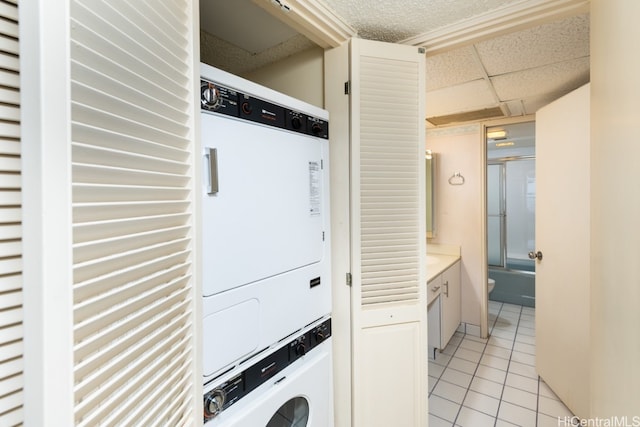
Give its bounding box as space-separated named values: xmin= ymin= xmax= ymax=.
xmin=481 ymin=115 xmax=535 ymax=336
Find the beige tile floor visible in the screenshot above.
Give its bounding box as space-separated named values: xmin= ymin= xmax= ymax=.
xmin=428 ymin=301 xmax=575 ymax=427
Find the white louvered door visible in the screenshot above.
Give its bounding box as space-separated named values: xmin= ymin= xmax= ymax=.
xmin=0 ymin=1 xmax=22 ymax=425
xmin=70 ymin=1 xmax=199 ymax=425
xmin=349 ymin=39 xmax=427 ymax=427
xmin=21 ymin=1 xmax=200 ymax=425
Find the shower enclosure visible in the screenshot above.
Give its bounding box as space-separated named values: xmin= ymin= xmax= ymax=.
xmin=487 ymin=122 xmax=536 ymax=307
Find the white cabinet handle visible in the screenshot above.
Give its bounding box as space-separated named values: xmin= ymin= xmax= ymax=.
xmin=443 ymin=280 xmax=449 ymax=297
xmin=431 ymin=285 xmax=440 ymax=292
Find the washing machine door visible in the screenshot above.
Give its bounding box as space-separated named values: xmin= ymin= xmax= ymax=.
xmin=266 ymin=397 xmax=309 ymax=427
xmin=210 ymin=341 xmax=333 ymax=427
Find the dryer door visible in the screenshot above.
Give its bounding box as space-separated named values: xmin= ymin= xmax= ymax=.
xmin=201 ymin=113 xmax=327 ymax=298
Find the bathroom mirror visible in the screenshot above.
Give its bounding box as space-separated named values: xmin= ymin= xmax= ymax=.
xmin=426 ymin=150 xmax=436 ymax=238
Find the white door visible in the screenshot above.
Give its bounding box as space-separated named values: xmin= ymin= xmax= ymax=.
xmin=324 ymin=38 xmax=427 ymax=427
xmin=534 ymin=84 xmax=590 ymax=417
xmin=349 ymin=39 xmax=427 ymax=427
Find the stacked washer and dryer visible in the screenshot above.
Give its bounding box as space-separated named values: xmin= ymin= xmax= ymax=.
xmin=200 ymin=63 xmax=333 ymax=426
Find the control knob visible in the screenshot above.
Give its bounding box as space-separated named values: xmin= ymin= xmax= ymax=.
xmin=291 ymin=116 xmax=302 ymax=129
xmin=294 ymin=338 xmax=306 ymax=356
xmin=311 ymin=122 xmax=323 ymax=135
xmin=201 ymin=84 xmax=222 ymax=110
xmin=204 ymin=389 xmax=225 ymax=419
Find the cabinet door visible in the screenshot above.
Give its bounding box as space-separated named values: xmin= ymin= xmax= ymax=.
xmin=427 ymin=275 xmax=442 ymax=306
xmin=440 ymin=261 xmax=461 ymax=348
xmin=427 ymin=276 xmax=442 ymax=356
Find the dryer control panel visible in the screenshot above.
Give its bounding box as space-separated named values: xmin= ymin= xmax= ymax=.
xmin=203 ymin=318 xmax=332 ymax=422
xmin=200 ymin=79 xmax=329 ymax=139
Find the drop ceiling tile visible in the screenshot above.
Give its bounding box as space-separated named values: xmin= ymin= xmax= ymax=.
xmin=504 ymin=100 xmax=525 ymax=117
xmin=426 ymin=79 xmax=497 ymax=117
xmin=475 ymin=13 xmax=590 ymax=76
xmin=426 ymin=46 xmax=486 ymax=91
xmin=491 ymin=56 xmax=589 ymax=101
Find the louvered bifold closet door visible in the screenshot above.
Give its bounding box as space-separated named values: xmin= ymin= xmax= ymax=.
xmin=70 ymin=1 xmax=196 ymax=425
xmin=349 ymin=39 xmax=427 ymax=427
xmin=0 ymin=1 xmax=22 ymax=425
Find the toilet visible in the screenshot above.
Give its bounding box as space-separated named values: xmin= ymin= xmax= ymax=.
xmin=488 ymin=278 xmax=495 ymax=294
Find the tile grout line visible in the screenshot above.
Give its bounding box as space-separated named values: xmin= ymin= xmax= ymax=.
xmin=449 ymin=302 xmax=503 ymax=426
xmin=429 ymin=303 xmax=551 ymax=426
xmin=536 ymin=375 xmax=541 ymax=427
xmin=492 ymin=303 xmax=523 ymax=427
xmin=527 ymin=306 xmax=541 ymax=427
xmin=451 ymin=335 xmax=488 ymax=425
xmin=430 ymin=332 xmax=465 ymax=426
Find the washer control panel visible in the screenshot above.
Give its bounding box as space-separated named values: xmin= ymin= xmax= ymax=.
xmin=203 ymin=318 xmax=331 ymax=422
xmin=200 ymin=79 xmax=329 ymax=139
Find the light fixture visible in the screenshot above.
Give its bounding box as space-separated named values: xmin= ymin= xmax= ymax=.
xmin=487 ymin=129 xmax=507 ymax=139
xmin=496 ymin=141 xmax=515 ymax=147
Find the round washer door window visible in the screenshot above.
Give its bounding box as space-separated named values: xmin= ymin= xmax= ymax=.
xmin=266 ymin=396 xmax=309 ymax=427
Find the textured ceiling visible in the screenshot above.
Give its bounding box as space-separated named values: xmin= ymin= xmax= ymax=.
xmin=200 ymin=0 xmax=590 ymax=126
xmin=319 ymin=0 xmax=522 ymax=42
xmin=425 ymin=13 xmax=590 ymax=121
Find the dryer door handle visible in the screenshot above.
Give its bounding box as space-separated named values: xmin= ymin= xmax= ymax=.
xmin=205 ymin=147 xmax=219 ymax=194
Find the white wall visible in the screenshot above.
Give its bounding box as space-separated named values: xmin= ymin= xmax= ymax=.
xmin=242 ymin=46 xmax=325 ymax=108
xmin=590 ymin=0 xmax=640 ymax=416
xmin=426 ymin=124 xmax=485 ymax=332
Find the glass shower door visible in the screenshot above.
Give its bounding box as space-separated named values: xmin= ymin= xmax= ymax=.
xmin=487 ymin=159 xmax=536 ymax=271
xmin=487 ymin=163 xmax=504 ymax=267
xmin=505 ymin=159 xmax=535 ymax=271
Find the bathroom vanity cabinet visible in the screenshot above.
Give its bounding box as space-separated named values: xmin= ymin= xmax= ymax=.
xmin=427 ymin=259 xmax=461 ymax=355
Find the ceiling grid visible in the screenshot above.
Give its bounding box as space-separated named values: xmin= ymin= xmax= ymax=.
xmin=201 ymin=0 xmax=590 ymax=126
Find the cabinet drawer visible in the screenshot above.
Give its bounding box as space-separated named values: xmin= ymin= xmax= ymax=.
xmin=427 ymin=277 xmax=442 ymax=306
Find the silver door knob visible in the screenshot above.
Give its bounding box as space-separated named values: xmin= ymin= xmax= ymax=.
xmin=528 ymin=251 xmax=543 ymax=260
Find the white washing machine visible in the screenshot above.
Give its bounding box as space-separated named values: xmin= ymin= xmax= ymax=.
xmin=204 ymin=318 xmax=333 ymax=427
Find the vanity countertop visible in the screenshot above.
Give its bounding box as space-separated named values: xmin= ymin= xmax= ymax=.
xmin=426 ymin=253 xmax=460 ymax=283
